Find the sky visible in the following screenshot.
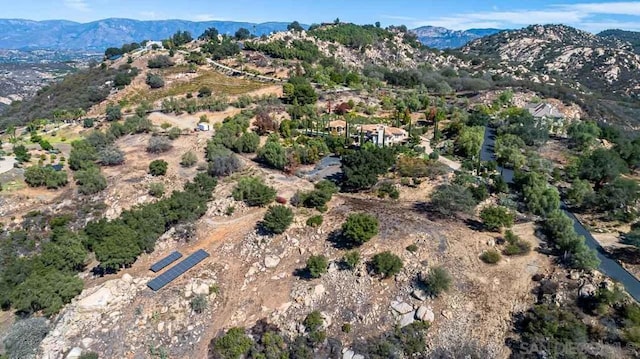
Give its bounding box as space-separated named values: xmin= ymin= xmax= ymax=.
xmin=1 ymin=0 xmax=640 ymax=32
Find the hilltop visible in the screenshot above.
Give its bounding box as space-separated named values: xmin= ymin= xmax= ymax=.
xmin=463 ymin=24 xmax=640 ymax=100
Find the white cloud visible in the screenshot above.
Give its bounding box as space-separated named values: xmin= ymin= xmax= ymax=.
xmin=413 ymin=10 xmax=583 ymax=30
xmin=558 ymin=2 xmax=640 ymax=16
xmin=192 ymin=14 xmax=221 ymax=22
xmin=64 ymin=0 xmax=90 ymax=12
xmin=381 ymin=15 xmax=418 ymax=21
xmin=407 ymin=2 xmax=640 ymax=32
xmin=139 ymin=11 xmax=159 ymax=20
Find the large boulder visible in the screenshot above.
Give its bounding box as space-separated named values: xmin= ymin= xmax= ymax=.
xmin=399 ymin=311 xmax=416 ymax=327
xmin=416 ymin=306 xmax=435 ymax=322
xmin=77 ymin=288 xmax=113 ymax=312
xmin=390 ymin=301 xmax=414 ymax=314
xmin=579 ymin=283 xmax=597 ymax=298
xmin=66 ymin=347 xmax=82 ymax=359
xmin=264 ymin=255 xmax=281 ymax=268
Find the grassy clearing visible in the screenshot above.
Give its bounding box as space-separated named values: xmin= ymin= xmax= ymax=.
xmin=40 ymin=128 xmax=81 ymax=144
xmin=125 ymin=69 xmax=266 ymax=106
xmin=2 ymin=180 xmax=26 ymax=192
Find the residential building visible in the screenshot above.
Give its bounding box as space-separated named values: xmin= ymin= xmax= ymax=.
xmin=525 ymin=102 xmax=564 ymax=119
xmin=356 ymin=124 xmax=408 ymax=146
xmin=326 ymin=120 xmax=347 ymax=134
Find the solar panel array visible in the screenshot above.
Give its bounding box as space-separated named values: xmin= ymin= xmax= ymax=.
xmin=150 ymin=251 xmax=183 ymax=272
xmin=147 ymin=249 xmax=210 ymax=291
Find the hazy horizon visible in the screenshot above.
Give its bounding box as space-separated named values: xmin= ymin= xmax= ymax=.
xmin=0 ymin=0 xmax=639 ymax=33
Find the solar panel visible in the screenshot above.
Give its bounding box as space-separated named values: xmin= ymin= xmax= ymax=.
xmin=147 ymin=249 xmax=210 ymax=291
xmin=150 ymin=251 xmax=183 ymax=272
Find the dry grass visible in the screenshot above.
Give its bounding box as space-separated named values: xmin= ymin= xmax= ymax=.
xmin=125 ymin=68 xmax=267 ymax=105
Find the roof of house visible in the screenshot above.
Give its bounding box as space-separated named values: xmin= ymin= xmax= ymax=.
xmin=356 ymin=124 xmax=407 ymax=136
xmin=358 ymin=124 xmax=382 ymax=132
xmin=524 ymin=102 xmax=564 ymax=118
xmin=386 ymin=127 xmax=407 ymax=136
xmin=327 ymin=120 xmax=347 ymax=128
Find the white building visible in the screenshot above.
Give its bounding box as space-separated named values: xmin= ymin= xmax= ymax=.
xmin=357 ymin=124 xmax=408 ymax=146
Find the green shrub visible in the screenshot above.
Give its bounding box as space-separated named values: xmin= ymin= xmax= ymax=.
xmin=406 ymin=244 xmax=418 ymax=252
xmin=24 ymin=165 xmax=68 ymax=189
xmin=261 ymin=205 xmax=294 ymax=234
xmin=105 ymin=104 xmax=122 ymax=121
xmin=306 ymin=255 xmax=328 ymax=278
xmin=503 ymin=231 xmax=532 ymax=256
xmin=480 ymin=249 xmax=501 ymax=264
xmin=180 ymin=151 xmax=198 ymax=167
xmin=146 ymin=73 xmax=165 ymax=88
xmin=378 ymin=182 xmax=400 ymax=199
xmin=167 ymin=127 xmax=182 ymax=140
xmin=149 ymin=159 xmax=168 ymax=176
xmin=232 ymin=177 xmax=276 ymax=207
xmin=342 ymin=323 xmax=352 ymax=333
xmin=98 ymin=145 xmax=125 ymax=166
xmin=257 ymin=140 xmax=287 ymax=170
xmin=147 ymin=136 xmax=172 ymax=153
xmin=306 ymin=215 xmax=323 ymax=227
xmin=295 ymin=180 xmax=338 ymax=210
xmin=371 ymin=251 xmax=403 ymax=278
xmin=79 ymin=352 xmax=99 ymax=359
xmin=3 ymin=318 xmax=49 ymax=359
xmin=13 ymin=144 xmax=31 ymax=163
xmin=190 ymin=294 xmax=208 ymax=313
xmin=211 ymin=327 xmax=252 ymax=359
xmin=480 ymin=206 xmax=515 ymax=231
xmin=304 ymin=310 xmax=324 ymax=332
xmin=430 ymin=183 xmax=477 ymax=216
xmin=421 ymin=266 xmax=451 ymax=297
xmin=342 ymin=213 xmax=379 ymax=245
xmin=343 ymin=250 xmax=361 ymax=270
xmin=74 ymin=166 xmax=107 ymax=195
xmin=147 ymin=55 xmax=174 ymax=69
xmin=83 ymin=118 xmax=95 ymax=128
xmin=148 ymin=183 xmax=165 ymax=198
xmin=514 ymin=304 xmax=588 ymax=357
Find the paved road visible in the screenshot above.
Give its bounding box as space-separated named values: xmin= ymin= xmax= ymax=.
xmin=481 ymin=126 xmax=640 ymax=301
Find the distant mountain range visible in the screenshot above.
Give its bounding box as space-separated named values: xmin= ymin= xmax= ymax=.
xmin=410 ymin=26 xmax=503 ymax=49
xmin=0 ymin=18 xmax=504 ymax=51
xmin=0 ymin=18 xmax=293 ymax=50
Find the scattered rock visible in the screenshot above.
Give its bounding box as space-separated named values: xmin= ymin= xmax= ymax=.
xmin=193 ymin=283 xmax=210 ymax=296
xmin=264 ymin=255 xmax=281 ymax=269
xmin=579 ymin=283 xmax=597 ymax=298
xmin=569 ymin=271 xmax=580 ymax=280
xmin=78 ymin=288 xmax=113 ymax=312
xmin=415 ymin=306 xmax=435 ymax=322
xmin=399 ymin=311 xmax=416 ymax=327
xmin=411 ymin=289 xmax=428 ymax=301
xmin=441 ymin=310 xmax=452 ymax=319
xmin=343 ymin=349 xmax=355 ymax=359
xmin=66 ymin=347 xmax=82 ymax=359
xmin=158 ymin=321 xmax=165 ymax=332
xmin=121 ymin=273 xmax=133 ymax=283
xmin=313 ymin=284 xmax=325 ymax=298
xmin=353 ymin=354 xmax=365 ymax=359
xmin=390 ymin=301 xmax=414 ymax=314
xmin=81 ymin=338 xmax=93 ymax=349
